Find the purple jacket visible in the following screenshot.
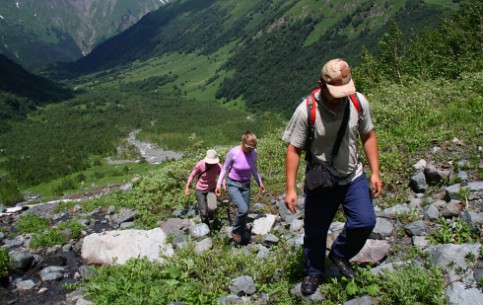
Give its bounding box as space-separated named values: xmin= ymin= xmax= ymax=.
xmin=217 ymin=146 xmax=263 ymax=187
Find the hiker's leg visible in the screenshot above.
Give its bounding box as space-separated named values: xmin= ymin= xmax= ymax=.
xmin=331 ymin=173 xmax=376 ymax=260
xmin=206 ymin=190 xmax=217 ymax=219
xmin=195 ymin=190 xmax=209 ymax=225
xmin=226 ymin=180 xmax=250 ymax=236
xmin=303 ymin=186 xmax=344 ymax=276
xmin=239 ymin=182 xmax=251 ymax=240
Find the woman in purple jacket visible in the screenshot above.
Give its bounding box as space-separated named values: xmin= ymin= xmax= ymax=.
xmin=216 ymin=131 xmax=265 ymax=244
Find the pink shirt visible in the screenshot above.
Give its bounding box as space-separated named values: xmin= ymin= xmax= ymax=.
xmin=187 ymin=160 xmax=222 ymax=191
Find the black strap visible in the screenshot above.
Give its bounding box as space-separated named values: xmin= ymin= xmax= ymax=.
xmin=306 ymin=97 xmax=351 ymax=165
xmin=305 ymin=96 xmax=315 ymax=152
xmin=331 ymin=100 xmax=350 ymax=160
xmin=197 ymin=163 xmax=213 ymax=179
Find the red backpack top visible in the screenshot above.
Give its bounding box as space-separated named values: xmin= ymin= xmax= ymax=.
xmin=305 ymin=88 xmax=361 ymax=126
xmin=304 ymin=88 xmax=362 ymax=152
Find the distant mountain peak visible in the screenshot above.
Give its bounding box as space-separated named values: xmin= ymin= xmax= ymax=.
xmin=0 ymin=0 xmax=171 ymax=69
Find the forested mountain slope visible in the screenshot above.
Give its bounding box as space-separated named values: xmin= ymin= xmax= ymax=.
xmin=0 ymin=0 xmax=479 ymax=195
xmin=0 ymin=55 xmax=71 ymax=103
xmin=0 ymin=0 xmax=169 ymax=69
xmin=52 ymin=0 xmax=457 ymax=116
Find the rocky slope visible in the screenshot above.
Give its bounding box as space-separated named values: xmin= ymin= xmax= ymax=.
xmin=0 ymin=141 xmax=482 ymax=304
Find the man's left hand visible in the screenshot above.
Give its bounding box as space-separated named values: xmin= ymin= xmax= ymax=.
xmin=371 ymin=174 xmax=382 ymax=198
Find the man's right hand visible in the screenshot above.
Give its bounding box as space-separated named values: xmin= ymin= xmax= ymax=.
xmin=285 ymin=144 xmax=302 ymax=214
xmin=284 ymin=189 xmax=298 ymax=213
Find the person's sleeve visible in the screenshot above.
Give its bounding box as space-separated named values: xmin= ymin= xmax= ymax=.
xmin=357 ymin=93 xmax=374 ymax=135
xmin=282 ymin=101 xmax=308 ymax=149
xmin=250 ymin=151 xmax=263 ymax=186
xmin=187 ymin=161 xmax=201 ymax=185
xmin=217 ymin=152 xmax=233 ymax=187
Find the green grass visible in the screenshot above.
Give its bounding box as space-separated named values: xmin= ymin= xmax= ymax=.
xmin=364 ymin=72 xmax=483 ymax=188
xmin=425 ymin=0 xmax=460 ymax=9
xmin=304 ymin=18 xmax=335 ymax=46
xmin=0 ymin=247 xmax=11 ymax=278
xmin=23 ymin=158 xmax=153 ymax=201
xmin=16 ymin=214 xmax=88 ymax=249
xmin=82 ymin=235 xmax=449 ymax=304
xmin=16 ymin=214 xmax=50 ymax=234
xmin=84 ymin=238 xmax=305 ymax=305
xmin=11 ymin=69 xmax=481 ymax=305
xmin=77 ymin=44 xmax=236 ymax=105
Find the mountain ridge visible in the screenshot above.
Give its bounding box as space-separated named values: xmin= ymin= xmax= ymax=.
xmin=0 ymin=0 xmax=170 ymax=69
xmin=50 ymin=0 xmax=456 ymax=116
xmin=0 ymin=54 xmax=72 ymax=104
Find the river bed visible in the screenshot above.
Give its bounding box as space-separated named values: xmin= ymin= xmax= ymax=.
xmin=106 ymin=130 xmax=183 ymax=164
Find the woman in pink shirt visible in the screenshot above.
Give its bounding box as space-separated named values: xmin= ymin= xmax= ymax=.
xmin=185 ymin=149 xmax=222 ymax=228
xmin=216 ymin=131 xmax=265 ymax=244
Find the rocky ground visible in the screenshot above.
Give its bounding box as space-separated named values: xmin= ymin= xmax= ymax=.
xmin=1 ymin=141 xmax=482 ymax=305
xmin=105 ymin=130 xmax=183 ymax=165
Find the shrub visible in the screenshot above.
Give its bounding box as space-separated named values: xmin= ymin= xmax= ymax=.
xmin=52 ymin=177 xmax=77 ymax=196
xmin=56 ymin=218 xmax=86 ymax=239
xmin=17 ymin=215 xmax=85 ymax=249
xmin=428 ymin=217 xmax=479 ymax=244
xmin=84 ymin=236 xmax=304 ymax=304
xmin=16 ymin=214 xmax=50 ymax=234
xmin=29 ymin=229 xmax=67 ymax=249
xmin=379 ymin=263 xmax=446 ymax=305
xmin=0 ymin=247 xmax=11 ymax=278
xmin=0 ymin=178 xmax=23 ymax=206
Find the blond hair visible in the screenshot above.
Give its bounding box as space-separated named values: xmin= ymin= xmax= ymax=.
xmin=242 ymin=131 xmax=257 ymax=145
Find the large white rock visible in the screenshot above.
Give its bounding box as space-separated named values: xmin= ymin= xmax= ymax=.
xmin=252 ymin=214 xmax=277 ymax=235
xmin=81 ymin=228 xmax=174 ymax=265
xmin=350 ymin=239 xmax=391 ymax=265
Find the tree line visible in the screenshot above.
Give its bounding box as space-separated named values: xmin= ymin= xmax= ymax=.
xmin=0 ymin=89 xmax=262 ymax=191
xmin=216 ymin=0 xmax=479 ymax=117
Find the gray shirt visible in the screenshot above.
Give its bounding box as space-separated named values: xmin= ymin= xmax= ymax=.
xmin=282 ymin=91 xmax=374 ymax=183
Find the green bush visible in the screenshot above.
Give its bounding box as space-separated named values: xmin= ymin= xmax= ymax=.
xmin=379 ymin=263 xmax=446 ymax=305
xmin=56 ymin=218 xmax=86 ymax=239
xmin=85 ymin=237 xmax=304 ymax=305
xmin=52 ymin=177 xmax=77 ymax=196
xmin=0 ymin=178 xmax=23 ymax=206
xmin=29 ymin=229 xmax=67 ymax=249
xmin=256 ymin=126 xmax=291 ymax=197
xmin=428 ymin=217 xmax=479 ymax=244
xmin=16 ymin=214 xmax=50 ymax=234
xmin=17 ymin=215 xmax=86 ymax=248
xmin=29 ymin=217 xmax=88 ymax=249
xmin=0 ymin=247 xmax=11 ymax=278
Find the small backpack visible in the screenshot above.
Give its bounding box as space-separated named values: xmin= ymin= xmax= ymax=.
xmin=304 ymin=88 xmax=362 ymax=151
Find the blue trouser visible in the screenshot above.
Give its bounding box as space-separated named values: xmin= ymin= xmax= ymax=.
xmin=226 ymin=178 xmax=251 ymax=235
xmin=303 ymin=173 xmax=376 ymax=276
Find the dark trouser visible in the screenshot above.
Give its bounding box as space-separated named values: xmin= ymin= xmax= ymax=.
xmin=195 ymin=189 xmax=217 ymax=225
xmin=303 ymin=173 xmax=376 ymax=276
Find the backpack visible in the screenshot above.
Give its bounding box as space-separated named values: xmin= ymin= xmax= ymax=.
xmin=304 ymin=88 xmax=362 ymax=151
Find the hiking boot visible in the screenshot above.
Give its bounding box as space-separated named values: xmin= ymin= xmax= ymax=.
xmin=232 ymin=233 xmax=242 ymax=244
xmin=329 ymin=253 xmax=355 ymax=279
xmin=241 ymin=231 xmax=251 ymax=244
xmin=301 ymin=275 xmax=320 ymax=295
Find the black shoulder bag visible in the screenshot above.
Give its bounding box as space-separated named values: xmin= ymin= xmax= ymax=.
xmin=305 ymin=97 xmax=350 ymax=191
